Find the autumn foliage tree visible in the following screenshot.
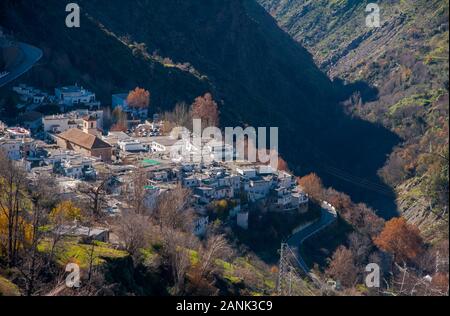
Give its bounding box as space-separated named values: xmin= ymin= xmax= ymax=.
xmin=277 ymin=156 xmax=289 ymax=172
xmin=297 ymin=173 xmax=324 ymax=201
xmin=50 ymin=201 xmax=83 ymax=224
xmin=127 ymin=87 xmax=150 ymax=109
xmin=48 ymin=201 xmax=82 ymax=262
xmin=374 ymin=217 xmax=424 ymax=264
xmin=326 ymin=246 xmax=358 ymax=288
xmin=111 ymin=106 xmax=128 ymax=132
xmin=191 ymin=93 xmax=219 ymax=128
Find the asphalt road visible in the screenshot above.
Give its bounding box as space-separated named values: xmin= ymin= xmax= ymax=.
xmin=0 ymin=42 xmax=43 ymax=88
xmin=287 ymin=202 xmax=338 ymax=274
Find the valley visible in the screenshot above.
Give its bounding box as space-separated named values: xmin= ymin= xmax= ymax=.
xmin=0 ymin=0 xmax=400 ymax=217
xmin=0 ymin=0 xmax=447 ymax=297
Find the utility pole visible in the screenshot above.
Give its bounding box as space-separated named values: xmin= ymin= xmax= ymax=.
xmin=288 ymin=269 xmax=293 ymax=296
xmin=277 ymin=243 xmax=288 ymax=296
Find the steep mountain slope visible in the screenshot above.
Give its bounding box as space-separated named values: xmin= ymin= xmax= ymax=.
xmin=0 ymin=0 xmax=210 ymax=111
xmin=0 ymin=0 xmax=400 ymax=216
xmin=258 ymin=0 xmax=449 ymax=236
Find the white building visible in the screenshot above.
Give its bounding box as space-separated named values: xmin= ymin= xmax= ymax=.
xmin=6 ymin=127 xmax=31 ymax=139
xmin=118 ymin=139 xmax=147 ymax=153
xmin=245 ymin=177 xmax=272 ymax=202
xmin=0 ymin=138 xmax=36 ymax=160
xmin=277 ymin=171 xmax=295 ymax=188
xmin=43 ymin=115 xmax=78 ymax=134
xmin=214 ymin=186 xmax=234 ymax=200
xmin=183 ymin=176 xmax=200 ymax=188
xmin=43 ymin=110 xmax=103 ymax=134
xmin=204 ymin=141 xmax=234 ymax=162
xmin=236 ymin=167 xmax=257 ymax=179
xmin=0 ymin=139 xmax=23 ymax=160
xmin=102 ymin=131 xmax=131 ymax=147
xmin=218 ymin=175 xmax=241 ymax=192
xmin=151 ymin=136 xmax=182 ymax=153
xmin=275 ymin=187 xmax=292 ymax=207
xmin=55 ymin=158 xmax=96 ymax=179
xmin=12 ymin=84 xmax=49 ymax=103
xmin=55 ymin=225 xmax=110 ymax=242
xmin=291 ymin=191 xmax=309 ymax=209
xmin=55 ymin=85 xmax=99 ymax=108
xmin=194 ymin=186 xmax=215 ymax=204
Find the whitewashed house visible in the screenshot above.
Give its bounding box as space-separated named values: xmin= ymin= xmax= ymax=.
xmin=236 ymin=167 xmax=257 ymax=179
xmin=277 ymin=171 xmax=295 ymax=188
xmin=194 ymin=186 xmax=215 ymax=204
xmin=214 ymin=186 xmax=234 ymax=200
xmin=182 ymin=176 xmax=200 ymax=188
xmin=118 ymin=139 xmax=147 ymax=153
xmin=55 ymin=85 xmax=100 ymax=109
xmin=246 ymin=178 xmax=272 ymax=202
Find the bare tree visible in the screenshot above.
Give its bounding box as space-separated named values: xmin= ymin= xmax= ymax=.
xmin=153 ymin=185 xmax=194 ymax=232
xmin=163 ymin=102 xmax=193 ymax=130
xmin=186 ymin=234 xmax=233 ymax=295
xmin=19 ymin=189 xmax=46 ymax=296
xmin=198 ymin=234 xmax=232 ymax=280
xmin=161 ymin=228 xmax=198 ymax=295
xmin=0 ymin=150 xmax=28 ymax=267
xmin=326 ymin=246 xmax=359 ymax=288
xmin=77 ymin=171 xmax=111 ymax=218
xmin=117 ymin=210 xmax=151 ymax=259
xmin=126 ymin=168 xmax=149 ymax=215
xmin=348 ymin=232 xmax=372 ymax=266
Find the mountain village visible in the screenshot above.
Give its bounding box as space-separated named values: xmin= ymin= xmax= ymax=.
xmin=1 ymin=83 xmax=310 ymax=244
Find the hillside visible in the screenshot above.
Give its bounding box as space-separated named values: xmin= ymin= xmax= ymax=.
xmin=0 ymin=0 xmax=400 ymax=216
xmin=257 ymin=0 xmax=449 ymax=237
xmin=0 ymin=0 xmax=210 ymax=112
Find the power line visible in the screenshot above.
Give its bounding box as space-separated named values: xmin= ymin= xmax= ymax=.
xmin=277 ymin=243 xmax=318 ymax=296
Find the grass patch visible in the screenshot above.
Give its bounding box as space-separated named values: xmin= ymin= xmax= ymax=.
xmin=388 ymin=90 xmax=445 ymax=115
xmin=38 ymin=237 xmax=128 ymax=269
xmin=0 ymin=275 xmax=20 ymax=296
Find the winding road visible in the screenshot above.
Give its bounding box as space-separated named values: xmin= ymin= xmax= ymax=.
xmin=287 ymin=202 xmax=338 ymax=275
xmin=0 ymin=42 xmax=42 ymax=88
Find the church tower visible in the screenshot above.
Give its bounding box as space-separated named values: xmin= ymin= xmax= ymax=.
xmin=82 ymin=115 xmax=100 ymax=136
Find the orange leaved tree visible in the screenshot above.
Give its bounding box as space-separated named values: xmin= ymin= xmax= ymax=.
xmin=191 ymin=93 xmax=219 ymax=128
xmin=127 ymin=87 xmax=150 ymax=109
xmin=297 ymin=173 xmax=324 ymax=202
xmin=374 ymin=217 xmax=424 ymax=264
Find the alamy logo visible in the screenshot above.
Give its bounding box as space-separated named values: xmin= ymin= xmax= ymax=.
xmin=366 ymin=3 xmax=381 ymax=28
xmin=66 ymin=3 xmax=81 ymax=28
xmin=65 ymin=263 xmax=81 ymax=288
xmin=170 ymin=119 xmax=279 ymax=170
xmin=365 ymin=263 xmax=381 ymax=288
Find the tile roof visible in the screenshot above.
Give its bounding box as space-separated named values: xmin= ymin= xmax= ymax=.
xmin=57 ymin=128 xmax=111 ymax=150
